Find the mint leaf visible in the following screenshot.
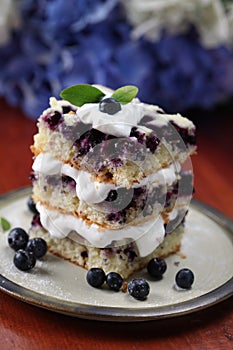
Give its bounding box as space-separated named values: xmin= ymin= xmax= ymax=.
xmin=111 ymin=86 xmax=139 ymax=104
xmin=0 ymin=217 xmax=11 ymax=232
xmin=60 ymin=84 xmax=105 ymax=107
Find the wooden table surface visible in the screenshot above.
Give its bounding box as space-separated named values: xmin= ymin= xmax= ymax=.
xmin=0 ymin=98 xmax=232 ymax=350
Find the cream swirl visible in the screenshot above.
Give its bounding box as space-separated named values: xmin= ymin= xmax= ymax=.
xmin=77 ymin=99 xmax=145 ymax=137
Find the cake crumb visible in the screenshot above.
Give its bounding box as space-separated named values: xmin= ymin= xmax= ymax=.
xmin=177 ymin=252 xmax=187 ymax=259
xmin=121 ymin=281 xmax=128 ymax=293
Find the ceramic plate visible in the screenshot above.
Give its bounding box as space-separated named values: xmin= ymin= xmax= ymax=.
xmin=0 ymin=187 xmax=232 ymax=322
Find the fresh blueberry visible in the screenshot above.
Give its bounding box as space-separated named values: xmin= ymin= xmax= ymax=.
xmin=8 ymin=228 xmax=29 ymax=251
xmin=13 ymin=249 xmax=36 ymax=271
xmin=86 ymin=268 xmax=106 ymax=288
xmin=26 ymin=238 xmax=47 ymax=259
xmin=27 ymin=196 xmax=38 ymax=214
xmin=106 ymin=272 xmax=123 ymax=291
xmin=128 ymin=278 xmax=150 ymax=300
xmin=175 ymin=268 xmax=194 ymax=289
xmin=99 ymin=97 xmax=121 ymax=115
xmin=147 ymin=258 xmax=167 ymax=279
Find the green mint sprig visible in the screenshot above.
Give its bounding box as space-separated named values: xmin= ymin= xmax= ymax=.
xmin=0 ymin=217 xmax=11 ymax=232
xmin=60 ymin=84 xmax=138 ymax=107
xmin=111 ymin=86 xmax=138 ymax=104
xmin=60 ymin=84 xmax=105 ymax=107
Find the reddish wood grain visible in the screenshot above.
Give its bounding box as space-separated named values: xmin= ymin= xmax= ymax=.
xmin=0 ymin=99 xmax=232 ymax=350
xmin=0 ymin=99 xmax=37 ymax=193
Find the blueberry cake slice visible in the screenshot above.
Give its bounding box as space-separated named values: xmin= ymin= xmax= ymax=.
xmin=29 ymin=84 xmax=196 ymax=279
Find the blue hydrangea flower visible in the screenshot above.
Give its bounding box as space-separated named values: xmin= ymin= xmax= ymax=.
xmin=0 ymin=1 xmax=233 ymax=118
xmin=148 ymin=28 xmax=233 ymax=112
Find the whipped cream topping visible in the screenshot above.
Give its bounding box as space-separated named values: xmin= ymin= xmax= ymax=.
xmin=37 ymin=202 xmax=165 ymax=257
xmin=45 ymin=86 xmax=195 ymax=138
xmin=32 ymin=153 xmax=178 ymax=204
xmin=77 ymin=100 xmax=145 ymax=137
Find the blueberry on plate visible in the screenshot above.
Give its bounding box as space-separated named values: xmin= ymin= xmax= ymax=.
xmin=86 ymin=268 xmax=106 ymax=288
xmin=8 ymin=227 xmax=29 ymax=251
xmin=147 ymin=258 xmax=167 ymax=279
xmin=13 ymin=249 xmax=36 ymax=271
xmin=128 ymin=278 xmax=150 ymax=301
xmin=106 ymin=272 xmax=123 ymax=291
xmin=27 ymin=196 xmax=38 ymax=214
xmin=175 ymin=268 xmax=194 ymax=289
xmin=26 ymin=238 xmax=47 ymax=259
xmin=99 ymin=97 xmax=121 ymax=115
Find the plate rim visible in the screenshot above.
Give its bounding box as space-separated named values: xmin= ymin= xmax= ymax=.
xmin=0 ymin=186 xmax=232 ymax=322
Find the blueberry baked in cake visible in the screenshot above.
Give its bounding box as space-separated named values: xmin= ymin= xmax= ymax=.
xmin=29 ymin=84 xmax=196 ymax=279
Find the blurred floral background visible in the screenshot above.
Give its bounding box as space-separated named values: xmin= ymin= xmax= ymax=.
xmin=1 ymin=0 xmax=233 ymax=119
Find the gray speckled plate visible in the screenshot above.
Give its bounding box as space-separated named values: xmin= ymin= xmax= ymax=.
xmin=0 ymin=187 xmax=232 ymax=322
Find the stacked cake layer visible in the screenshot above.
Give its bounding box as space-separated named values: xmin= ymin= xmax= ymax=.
xmin=30 ymin=85 xmax=196 ymax=278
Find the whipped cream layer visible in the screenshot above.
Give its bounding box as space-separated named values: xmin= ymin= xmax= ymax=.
xmin=37 ymin=202 xmax=165 ymax=257
xmin=32 ymin=153 xmax=178 ymax=204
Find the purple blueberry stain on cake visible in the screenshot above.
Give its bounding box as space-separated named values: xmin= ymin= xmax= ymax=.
xmin=109 ymin=158 xmax=124 ymax=168
xmin=130 ymin=127 xmax=160 ymax=153
xmin=79 ymin=135 xmax=149 ymax=175
xmin=105 ymin=186 xmax=148 ymax=224
xmin=139 ymin=116 xmax=196 ymax=149
xmin=113 ymin=137 xmax=147 ymax=162
xmin=42 ymin=111 xmax=64 ymax=131
xmin=60 ymin=120 xmax=91 ymax=142
xmin=130 ymin=127 xmax=145 ymax=144
xmin=164 ymin=171 xmax=193 ymax=209
xmin=62 ymin=175 xmax=76 ymax=191
xmin=170 ymin=121 xmax=196 ymax=146
xmin=146 ymin=133 xmax=160 ymax=153
xmin=44 ymin=175 xmax=76 ymax=193
xmin=107 ymin=211 xmax=127 ymax=224
xmin=31 ymin=213 xmax=42 ymax=228
xmin=100 ymin=244 xmax=137 ymax=263
xmin=123 ymin=245 xmax=138 ymax=262
xmin=74 ymin=128 xmax=115 ymax=158
xmin=62 ymin=105 xmax=77 ymax=114
xmin=81 ymin=250 xmax=88 ymax=259
xmin=29 ymin=171 xmax=38 ymax=183
xmin=78 ymin=138 xmax=125 ymax=174
xmin=45 ymin=175 xmax=61 ymax=187
xmin=165 ymin=183 xmax=179 ymax=209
